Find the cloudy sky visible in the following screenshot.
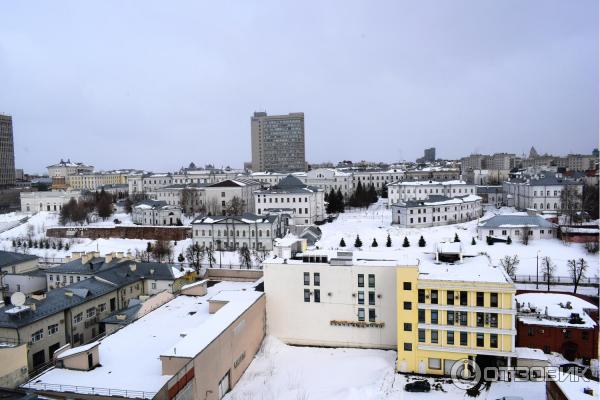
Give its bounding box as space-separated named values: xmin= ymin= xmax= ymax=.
xmin=1 ymin=0 xmax=597 ymax=174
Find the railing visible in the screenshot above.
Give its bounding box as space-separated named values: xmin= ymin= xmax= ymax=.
xmin=0 ymin=336 xmax=24 ymax=346
xmin=513 ymin=274 xmax=599 ymax=286
xmin=38 ymin=257 xmax=66 ymax=265
xmin=22 ymin=382 xmax=156 ymax=399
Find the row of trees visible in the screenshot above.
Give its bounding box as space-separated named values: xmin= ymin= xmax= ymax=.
xmin=339 ymin=234 xmax=428 ymax=248
xmin=11 ymin=238 xmax=70 ymax=250
xmin=499 ymin=254 xmax=589 ymax=294
xmin=347 ymin=181 xmax=378 ymax=208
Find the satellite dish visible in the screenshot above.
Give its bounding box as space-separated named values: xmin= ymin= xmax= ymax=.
xmin=10 ymin=292 xmax=26 ymax=307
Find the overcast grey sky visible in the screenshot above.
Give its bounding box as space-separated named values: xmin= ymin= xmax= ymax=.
xmin=1 ymin=0 xmax=597 ymax=174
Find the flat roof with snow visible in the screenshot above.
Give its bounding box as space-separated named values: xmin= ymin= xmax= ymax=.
xmin=418 ymin=256 xmax=514 ymax=285
xmin=24 ymin=281 xmax=261 ymax=398
xmin=516 ymin=293 xmax=597 ymax=329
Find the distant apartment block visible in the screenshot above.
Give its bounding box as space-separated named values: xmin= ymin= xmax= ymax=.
xmin=251 ymin=111 xmax=306 ymax=172
xmin=416 ymin=147 xmax=436 ymax=163
xmin=0 ymin=114 xmax=16 ymax=188
xmin=46 ymin=159 xmax=94 ymax=190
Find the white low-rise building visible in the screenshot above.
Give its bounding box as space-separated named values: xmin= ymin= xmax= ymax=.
xmin=191 ymin=212 xmax=291 ymax=251
xmin=131 ymin=200 xmax=182 ymax=226
xmin=204 ymin=178 xmax=262 ymax=215
xmin=20 ymin=190 xmax=84 ymax=213
xmin=502 ymin=172 xmax=583 ymax=211
xmin=477 ymin=214 xmax=556 ymax=241
xmin=255 ymin=175 xmax=325 ymax=225
xmin=304 ymin=168 xmax=353 ymax=198
xmin=391 ymin=194 xmax=482 ymax=228
xmin=387 ymin=180 xmax=476 ymax=206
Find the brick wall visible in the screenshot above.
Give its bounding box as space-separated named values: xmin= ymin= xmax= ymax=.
xmin=46 ymin=226 xmax=191 ymax=241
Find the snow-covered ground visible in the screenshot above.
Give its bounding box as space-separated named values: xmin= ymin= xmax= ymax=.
xmin=316 ymin=201 xmax=599 ymax=281
xmin=225 ymin=336 xmax=547 ymax=400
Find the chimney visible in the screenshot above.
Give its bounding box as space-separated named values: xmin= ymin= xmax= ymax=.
xmin=105 ymin=253 xmax=113 ymax=264
xmin=129 ymin=264 xmax=137 ymax=272
xmin=30 ymin=303 xmax=36 ymax=311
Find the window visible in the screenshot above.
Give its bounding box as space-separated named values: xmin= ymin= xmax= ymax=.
xmin=314 ymin=273 xmax=320 ymax=286
xmin=314 ymin=289 xmax=320 ymax=303
xmin=447 ymin=290 xmax=454 ymax=305
xmin=528 ymin=327 xmax=534 ymax=336
xmin=368 ymin=274 xmax=375 ymax=288
xmin=476 ymin=312 xmax=484 ymax=327
xmin=358 ymin=274 xmax=364 ymax=287
xmin=564 ymin=330 xmax=571 ymax=339
xmin=403 ymin=301 xmax=412 ymax=310
xmin=458 ymin=311 xmax=467 ymax=326
xmin=490 ymin=313 xmax=498 ymax=328
xmin=304 ymin=289 xmax=310 ymax=302
xmin=69 ymin=276 xmax=74 ymax=284
xmin=358 ymin=308 xmax=365 ymax=321
xmin=476 ymin=333 xmax=484 ymax=347
xmin=74 ymin=313 xmax=83 ymax=324
xmin=418 ymin=329 xmax=426 ymax=342
xmin=48 ymin=324 xmax=59 ymax=335
xmin=86 ymin=307 xmax=96 ymax=318
xmin=476 ymin=292 xmax=484 ymax=307
xmin=428 ymin=358 xmax=441 ymax=370
xmin=418 ymin=289 xmax=425 ymax=303
xmin=490 ymin=334 xmax=498 ymax=348
xmin=369 ymin=309 xmax=376 ymax=322
xmin=98 ymin=303 xmax=106 ymax=313
xmin=447 ymin=330 xmax=454 ymax=345
xmin=431 ymin=310 xmax=438 ymax=324
xmin=460 ymin=291 xmax=468 ymax=306
xmin=368 ymin=291 xmax=375 ymax=305
xmin=460 ymin=331 xmax=468 ymax=346
xmin=303 ymin=272 xmax=310 ymax=285
xmin=403 ymin=343 xmax=412 ymax=351
xmin=447 ymin=311 xmax=455 ymax=325
xmin=490 ymin=293 xmax=498 ymax=308
xmin=357 ymin=291 xmax=364 ymax=305
xmin=403 ymin=323 xmax=412 ymax=332
xmin=151 ymin=282 xmax=157 ymax=290
xmin=403 ymin=282 xmax=412 ymax=290
xmin=431 ymin=330 xmax=438 ymax=344
xmin=418 ymin=309 xmax=425 ymax=323
xmin=31 ymin=329 xmax=43 ymax=343
xmin=431 ymin=290 xmax=438 ymax=304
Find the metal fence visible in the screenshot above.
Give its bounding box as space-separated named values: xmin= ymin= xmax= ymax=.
xmin=22 ymin=382 xmax=156 ymax=399
xmin=513 ymin=274 xmax=599 ymax=286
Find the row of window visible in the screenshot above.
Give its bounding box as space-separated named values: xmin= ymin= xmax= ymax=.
xmin=257 ymin=197 xmax=309 ymax=203
xmin=414 ymin=329 xmax=499 ymax=348
xmin=417 ymin=289 xmax=498 ymax=308
xmin=417 ymin=309 xmax=499 ymax=328
xmin=194 ymin=228 xmax=271 ymax=238
xmin=528 ymin=327 xmax=590 ymax=340
xmin=357 ymin=274 xmax=375 ymax=288
xmin=257 ymin=207 xmax=309 ymax=215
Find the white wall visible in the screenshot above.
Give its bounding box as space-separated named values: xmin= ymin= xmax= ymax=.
xmin=263 ymin=261 xmax=397 ymax=349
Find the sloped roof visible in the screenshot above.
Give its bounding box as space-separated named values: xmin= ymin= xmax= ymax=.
xmin=275 ymin=175 xmax=305 ymax=188
xmin=0 ymin=251 xmax=38 ymax=269
xmin=479 ymin=214 xmax=556 ymax=229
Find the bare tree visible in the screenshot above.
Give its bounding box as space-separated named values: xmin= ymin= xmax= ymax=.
xmin=185 ymin=242 xmax=205 ymax=273
xmin=560 ymin=185 xmax=581 ymax=225
xmin=499 ymin=255 xmax=520 ymax=279
xmin=520 ymin=227 xmax=530 ymax=245
xmin=226 ymin=196 xmax=246 ymax=216
xmin=238 ymin=245 xmax=252 ymax=269
xmin=206 ymin=198 xmax=220 ymax=215
xmin=152 ymin=240 xmax=173 ymax=263
xmin=541 ymin=256 xmax=555 ymax=292
xmin=205 ymin=245 xmax=216 ymax=268
xmin=568 ymin=258 xmax=589 ymax=294
xmin=253 ymin=250 xmax=267 ymax=267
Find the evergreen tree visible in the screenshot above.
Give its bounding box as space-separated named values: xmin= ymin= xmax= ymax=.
xmin=371 ymin=238 xmax=378 ymax=247
xmin=58 ymin=240 xmax=63 ymax=250
xmin=354 ymin=235 xmax=363 ymax=248
xmin=51 ymin=241 xmax=56 ymax=249
xmin=65 ymin=242 xmax=70 ymax=250
xmin=403 ymin=237 xmax=410 ymax=247
xmin=339 ymin=238 xmax=346 ymax=247
xmin=178 ymin=253 xmax=185 ymax=262
xmin=146 ymin=242 xmax=153 ymax=253
xmin=381 ymin=183 xmax=388 ymax=199
xmin=486 ymin=236 xmax=494 ymax=245
xmin=368 ymin=183 xmax=378 ymax=204
xmin=471 ymin=237 xmax=476 ymax=245
xmin=45 ymin=240 xmax=50 ymax=249
xmin=418 ymin=236 xmax=426 ymax=247
xmin=336 ymin=188 xmax=345 ymax=213
xmin=386 ymin=234 xmax=392 ymax=247
xmin=11 ymin=239 xmax=16 ymax=248
xmin=454 ymin=233 xmax=460 ymax=243
xmin=96 ymin=189 xmax=113 ymax=220
xmin=326 ymin=188 xmax=336 ymax=214
xmin=506 ymin=236 xmax=512 ymax=245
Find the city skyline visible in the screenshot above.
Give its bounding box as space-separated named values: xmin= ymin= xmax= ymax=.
xmin=0 ymin=0 xmax=597 ymax=174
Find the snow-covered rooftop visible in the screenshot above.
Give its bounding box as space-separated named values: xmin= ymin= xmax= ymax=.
xmin=418 ymin=255 xmax=514 ymax=284
xmin=516 ymin=293 xmax=597 ymax=328
xmin=515 ymin=347 xmax=549 ymax=362
xmin=24 ymin=281 xmax=261 ymax=398
xmin=389 ymin=180 xmax=467 ymax=186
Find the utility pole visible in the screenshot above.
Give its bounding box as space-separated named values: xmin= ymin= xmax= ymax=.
xmin=536 ymin=252 xmax=539 ymax=289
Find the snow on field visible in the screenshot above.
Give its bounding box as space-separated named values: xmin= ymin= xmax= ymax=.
xmin=225 ymin=336 xmax=547 ymax=400
xmin=316 ymin=201 xmax=598 ymax=279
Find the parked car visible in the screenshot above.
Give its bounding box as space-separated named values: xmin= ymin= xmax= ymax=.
xmin=404 ymin=379 xmax=431 ymax=392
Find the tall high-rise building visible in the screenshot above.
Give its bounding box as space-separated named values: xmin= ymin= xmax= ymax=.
xmin=0 ymin=114 xmax=15 ymax=188
xmin=251 ymin=111 xmax=306 ymax=172
xmin=416 ymin=147 xmax=436 ymax=163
